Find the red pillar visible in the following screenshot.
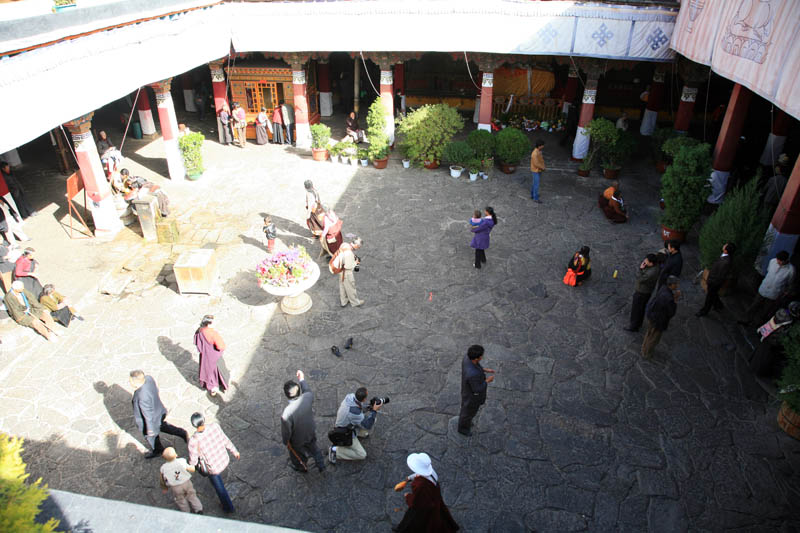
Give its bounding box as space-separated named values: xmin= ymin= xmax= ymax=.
xmin=640 ymin=70 xmax=665 ymax=136
xmin=136 ymin=87 xmax=156 ymax=136
xmin=292 ymin=67 xmax=311 ymax=149
xmin=709 ymin=83 xmax=752 ymax=203
xmin=209 ymin=59 xmax=228 ymax=114
xmin=181 ymin=73 xmax=196 ymax=113
xmin=150 ymin=78 xmax=185 ymax=181
xmin=63 ymin=112 xmax=122 ymax=238
xmin=318 ymin=61 xmax=332 ymax=117
xmin=380 ymin=68 xmax=395 ymax=143
xmin=563 ymin=66 xmax=578 ymax=114
xmin=394 ymin=62 xmax=405 ymax=114
xmin=760 ymin=108 xmax=793 ymax=166
xmin=674 ymin=84 xmax=698 ymax=134
xmin=477 ymin=71 xmax=494 ymax=131
xmin=572 ymin=78 xmax=598 ymax=160
xmin=763 ymin=155 xmax=800 ymax=271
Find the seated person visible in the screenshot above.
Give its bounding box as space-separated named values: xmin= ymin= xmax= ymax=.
xmin=97 ymin=131 xmax=123 ymax=176
xmin=344 ymin=111 xmax=365 ymax=143
xmin=598 ymin=181 xmax=628 ymax=223
xmin=39 ymin=283 xmax=81 ymax=327
xmin=4 ymin=280 xmax=59 ymax=341
xmin=120 ymin=169 xmax=170 ymax=217
xmin=13 ymin=247 xmax=43 ymax=296
xmin=566 ymin=246 xmax=592 ymax=286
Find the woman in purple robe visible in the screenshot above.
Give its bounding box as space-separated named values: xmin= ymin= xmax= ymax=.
xmin=469 ymin=206 xmax=497 ymax=269
xmin=194 ymin=315 xmax=230 ymax=396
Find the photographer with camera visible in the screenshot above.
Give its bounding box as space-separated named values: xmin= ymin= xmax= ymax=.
xmin=330 ymin=236 xmax=364 ymax=308
xmin=328 ymin=386 xmax=387 ymax=463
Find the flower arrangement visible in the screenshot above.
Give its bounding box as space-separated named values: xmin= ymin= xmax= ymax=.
xmin=256 ymin=246 xmax=313 ymax=288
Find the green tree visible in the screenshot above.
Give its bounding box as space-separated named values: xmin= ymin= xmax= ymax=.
xmin=395 ymin=103 xmax=464 ymax=164
xmin=659 ymin=142 xmax=712 ymax=232
xmin=0 ymin=433 xmax=58 ymax=532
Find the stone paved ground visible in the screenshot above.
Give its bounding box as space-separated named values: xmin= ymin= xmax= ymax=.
xmin=3 ymin=111 xmax=800 ymax=532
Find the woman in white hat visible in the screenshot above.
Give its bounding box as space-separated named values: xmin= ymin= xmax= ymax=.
xmin=395 ymin=452 xmax=459 ymax=532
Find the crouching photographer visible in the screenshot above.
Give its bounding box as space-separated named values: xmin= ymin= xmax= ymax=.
xmin=328 ymin=386 xmax=388 ymax=463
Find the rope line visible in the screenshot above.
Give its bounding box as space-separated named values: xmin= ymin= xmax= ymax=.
xmin=359 ymin=51 xmax=381 ymax=97
xmin=59 ymin=125 xmax=79 ymax=166
xmin=463 ymin=52 xmax=482 ymax=91
xmin=119 ymin=87 xmax=140 ymax=152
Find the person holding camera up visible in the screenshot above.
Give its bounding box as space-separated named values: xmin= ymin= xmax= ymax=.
xmin=458 ymin=344 xmax=495 ymax=436
xmin=281 ymin=370 xmax=326 ymax=473
xmin=330 ymin=236 xmax=364 ymax=308
xmin=328 ymin=387 xmax=385 ymax=463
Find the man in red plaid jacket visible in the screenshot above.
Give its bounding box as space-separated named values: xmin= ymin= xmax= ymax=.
xmin=188 ymin=413 xmax=240 ymax=513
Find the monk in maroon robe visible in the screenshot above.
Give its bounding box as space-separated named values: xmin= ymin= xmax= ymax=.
xmin=194 ymin=315 xmax=230 ymax=396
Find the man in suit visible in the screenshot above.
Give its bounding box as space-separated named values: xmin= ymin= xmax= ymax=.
xmin=129 ymin=370 xmax=188 ymax=458
xmin=658 ymin=240 xmax=683 ymax=289
xmin=458 ymin=344 xmax=495 ymax=436
xmin=697 ymin=242 xmax=735 ymax=317
xmin=3 ymin=280 xmax=58 ymax=341
xmin=642 ymin=276 xmax=680 ymax=359
xmin=281 ymin=369 xmax=325 ymax=473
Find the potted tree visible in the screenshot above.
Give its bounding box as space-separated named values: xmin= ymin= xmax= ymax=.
xmin=652 ymin=127 xmax=677 ymax=173
xmin=367 ymin=97 xmax=390 ymax=169
xmin=442 ymin=140 xmax=475 ymax=178
xmin=178 ymin=132 xmax=205 ymax=180
xmin=396 ymin=103 xmax=464 ymax=168
xmin=467 ymin=129 xmax=495 ymax=177
xmin=581 ymin=118 xmax=618 ymax=178
xmin=779 ymin=325 xmax=800 ymax=440
xmin=495 ymin=127 xmax=531 ymax=174
xmin=659 ymin=142 xmax=712 ymax=241
xmin=310 ymin=123 xmax=331 ymax=162
xmin=601 ymin=130 xmax=637 ymax=179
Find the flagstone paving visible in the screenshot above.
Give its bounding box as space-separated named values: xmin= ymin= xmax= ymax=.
xmin=2 ymin=113 xmax=799 ymax=532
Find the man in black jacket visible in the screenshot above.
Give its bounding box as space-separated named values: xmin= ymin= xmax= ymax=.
xmin=642 ymin=276 xmax=680 ymax=358
xmin=458 ymin=345 xmax=495 ymax=436
xmin=697 ymin=242 xmax=735 ymax=317
xmin=281 ymin=369 xmax=325 ymax=473
xmin=658 ymin=240 xmax=683 ymax=289
xmin=625 ymin=253 xmax=660 ymax=332
xmin=130 ymin=370 xmax=188 ymax=458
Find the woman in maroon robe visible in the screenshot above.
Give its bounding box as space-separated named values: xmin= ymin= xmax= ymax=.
xmin=319 ymin=205 xmax=343 ymax=258
xmin=194 ymin=315 xmax=230 ymax=396
xmin=396 ymin=453 xmax=459 ymax=533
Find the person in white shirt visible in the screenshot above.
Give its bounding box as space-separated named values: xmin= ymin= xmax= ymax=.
xmin=742 ymin=250 xmax=795 ymax=326
xmin=159 ymin=447 xmax=203 ymax=514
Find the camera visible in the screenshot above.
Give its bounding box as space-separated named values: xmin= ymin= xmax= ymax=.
xmin=368 ymin=396 xmax=390 ymax=409
xmin=354 ymin=254 xmax=361 ymax=272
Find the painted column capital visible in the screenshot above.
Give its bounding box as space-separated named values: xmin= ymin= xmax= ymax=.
xmin=380 ymin=70 xmax=393 ymax=85
xmin=481 ymin=72 xmax=494 ymax=88
xmin=63 ymin=112 xmax=94 ymax=135
xmin=568 ymin=66 xmax=579 ymax=78
xmin=292 ymin=69 xmax=307 ymax=85
xmin=680 ymin=87 xmax=698 ymax=102
xmin=582 ymin=89 xmax=597 ymax=104
xmin=150 ymin=78 xmax=173 ymax=94
xmin=652 ymin=70 xmax=666 ymax=84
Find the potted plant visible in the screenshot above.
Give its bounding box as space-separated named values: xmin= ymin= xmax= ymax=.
xmin=396 ymin=103 xmax=464 ymax=168
xmin=328 ymin=142 xmax=341 ymax=163
xmin=495 ymin=127 xmax=531 ymax=174
xmin=337 ymin=139 xmax=356 ymax=165
xmin=443 ymin=140 xmax=474 ymax=178
xmin=53 ymin=0 xmax=77 ymax=12
xmin=358 ymin=148 xmax=369 ymax=167
xmin=178 ymin=132 xmax=205 ymax=180
xmin=467 ymin=159 xmax=481 ymax=181
xmin=659 ymin=142 xmax=712 ymax=241
xmin=652 ymin=127 xmax=677 ymax=173
xmin=601 ymin=130 xmax=637 ymax=179
xmin=698 ymin=172 xmax=768 ymax=293
xmin=467 ymin=129 xmax=495 ymax=177
xmin=310 ymin=123 xmax=331 ymax=162
xmin=366 ymin=97 xmax=391 ymax=169
xmin=662 ymin=135 xmax=701 ymax=163
xmin=779 ymin=325 xmax=800 ymax=440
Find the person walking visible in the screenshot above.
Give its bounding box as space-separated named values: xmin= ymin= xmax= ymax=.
xmin=530 ymin=140 xmax=545 ymax=203
xmin=328 ymin=386 xmax=381 ymax=464
xmin=0 ymin=162 xmax=35 ymax=219
xmin=194 ymin=315 xmax=230 ymax=397
xmin=331 ymin=237 xmax=364 ymax=308
xmin=280 ymin=100 xmax=295 ymax=145
xmin=458 ymin=344 xmax=495 ymax=436
xmin=624 ymin=253 xmax=659 ymax=331
xmin=187 ymin=413 xmax=239 ymax=514
xmin=0 ymin=197 xmax=30 ymax=246
xmin=129 ymin=370 xmax=189 ymax=458
xmin=696 ymin=242 xmax=735 ymax=317
xmin=159 ymin=447 xmax=203 ymax=514
xmin=232 ymin=103 xmax=247 ymax=148
xmin=281 ymin=370 xmax=326 ymax=473
xmin=470 ymin=207 xmax=497 ymax=269
xmin=741 ymin=250 xmax=795 ymax=327
xmin=641 ymin=275 xmax=680 ymax=359
xmin=395 ymin=452 xmax=460 ymax=532
xmin=657 ymin=240 xmax=683 ymax=288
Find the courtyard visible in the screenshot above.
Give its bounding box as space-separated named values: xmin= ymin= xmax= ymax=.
xmin=1 ymin=111 xmax=799 ymax=532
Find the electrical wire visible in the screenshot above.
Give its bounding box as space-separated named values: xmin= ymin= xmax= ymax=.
xmin=359 ymin=51 xmax=381 ymax=97
xmin=119 ymin=87 xmax=140 ymax=152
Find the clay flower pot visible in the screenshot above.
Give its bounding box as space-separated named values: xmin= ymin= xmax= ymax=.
xmin=660 ymin=224 xmax=687 ymax=243
xmin=311 ymin=148 xmax=329 ymax=162
xmin=372 ymin=157 xmax=389 ymax=169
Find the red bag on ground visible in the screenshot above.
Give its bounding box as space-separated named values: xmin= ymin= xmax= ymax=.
xmin=563 ymin=269 xmax=577 ymax=287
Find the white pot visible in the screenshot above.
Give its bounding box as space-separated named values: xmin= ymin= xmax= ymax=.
xmin=341 ymin=156 xmax=350 ymax=165
xmin=402 ymin=159 xmax=410 ymax=168
xmin=331 ymin=154 xmax=340 ymax=163
xmin=360 ymin=159 xmax=368 ymax=167
xmin=350 ymin=157 xmax=358 ymax=165
xmin=450 ymin=165 xmax=464 ymax=178
xmin=469 ymin=172 xmax=479 ymax=181
xmin=482 ymin=173 xmax=489 ymax=180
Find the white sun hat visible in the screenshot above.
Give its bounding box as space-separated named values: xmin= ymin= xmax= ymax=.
xmin=406 ymin=453 xmax=434 ymax=477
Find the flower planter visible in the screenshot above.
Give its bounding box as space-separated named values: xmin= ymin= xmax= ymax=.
xmin=660 ymin=224 xmax=687 ymax=243
xmin=360 ymin=159 xmax=368 ymax=167
xmin=603 ymin=167 xmax=620 ymax=180
xmin=187 ymin=171 xmax=203 ymax=181
xmin=340 ymin=156 xmax=350 ymax=165
xmin=482 ymin=173 xmax=489 ymax=180
xmin=450 ymin=165 xmax=464 ymax=178
xmin=311 ymin=148 xmax=329 ymax=162
xmin=469 ymin=172 xmax=478 ymax=182
xmin=778 ymin=401 xmax=800 ymax=441
xmin=402 ymin=159 xmax=411 ymax=168
xmin=656 ymin=160 xmax=667 ymax=173
xmin=373 ymin=156 xmax=389 ymax=169
xmin=331 ymin=154 xmax=340 ymax=163
xmin=423 ymin=160 xmax=440 ymax=170
xmin=499 ymin=163 xmax=517 ymax=174
xmin=349 ymin=157 xmax=358 ymax=166
xmin=261 ymin=262 xmax=320 ymax=315
xmin=577 ymin=168 xmax=591 ymax=177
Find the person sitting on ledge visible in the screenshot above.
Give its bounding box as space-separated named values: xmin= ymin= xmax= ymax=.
xmin=598 ymin=181 xmax=628 ymax=223
xmin=345 ymin=111 xmax=365 ymax=143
